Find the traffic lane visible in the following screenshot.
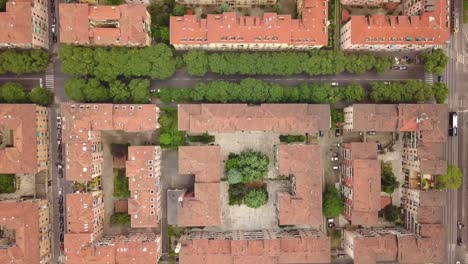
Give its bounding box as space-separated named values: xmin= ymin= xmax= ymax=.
xmin=456 ymin=112 xmax=467 ymax=263
xmin=48 ymin=107 xmax=60 ymax=263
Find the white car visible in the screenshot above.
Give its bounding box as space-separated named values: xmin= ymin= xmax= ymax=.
xmin=331 ymin=82 xmax=339 ymax=86
xmin=331 ymin=157 xmax=339 ymax=161
xmin=332 ymin=165 xmax=341 ymax=170
xmin=58 ymin=187 xmax=62 ymax=195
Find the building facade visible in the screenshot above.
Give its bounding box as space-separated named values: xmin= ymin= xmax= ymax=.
xmin=0 ymin=0 xmax=49 ymax=49
xmin=170 ymin=0 xmax=329 ymax=50
xmin=340 ymin=0 xmax=449 ymax=51
xmin=66 ymin=192 xmax=105 ymax=241
xmin=59 ymin=4 xmax=151 ymax=46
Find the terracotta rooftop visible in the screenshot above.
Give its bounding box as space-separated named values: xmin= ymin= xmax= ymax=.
xmin=170 ymin=0 xmax=328 ymax=47
xmin=0 ymin=200 xmax=47 ymax=264
xmin=178 ymin=146 xmax=221 ymax=227
xmin=348 ymin=104 xmax=399 ymax=131
xmin=342 ymin=143 xmax=380 ymax=226
xmin=179 ymin=229 xmax=331 ymax=264
xmin=397 ymin=224 xmax=445 ymax=263
xmin=65 ymin=141 xmax=98 ymax=182
xmin=128 ymin=189 xmax=159 ymax=228
xmin=0 ymin=104 xmax=40 ymax=174
xmin=0 ymin=0 xmax=34 ymax=45
xmin=61 ymin=104 xmax=159 ymax=143
xmin=398 ymin=104 xmax=448 ymax=142
xmin=344 ymin=0 xmax=449 ymax=47
xmin=351 ymin=232 xmax=398 ymax=264
xmin=66 ymin=192 xmax=103 ymax=234
xmin=65 ymin=233 xmax=161 ymax=264
xmin=178 ymin=104 xmax=330 ymax=133
xmin=277 ymin=145 xmax=323 ymax=226
xmin=417 ymin=190 xmax=445 ymax=224
xmin=59 ymin=3 xmax=150 ymax=46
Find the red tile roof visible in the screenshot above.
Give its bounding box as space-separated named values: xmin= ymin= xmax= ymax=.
xmin=277 ymin=145 xmax=323 ymax=226
xmin=178 ymin=104 xmax=330 ymax=133
xmin=0 ymin=1 xmax=34 ymax=45
xmin=398 ymin=104 xmax=448 ymax=142
xmin=66 ymin=192 xmax=103 ymax=234
xmin=170 ymin=0 xmax=328 ymax=47
xmin=59 ymin=3 xmax=150 ymax=46
xmin=397 ymin=225 xmax=445 ymax=263
xmin=0 ymin=200 xmax=48 ymax=264
xmin=345 ymin=0 xmax=449 ymax=47
xmin=348 ymin=104 xmax=399 ymax=131
xmin=65 ymin=141 xmax=101 ymax=182
xmin=0 ymin=104 xmax=41 ymax=174
xmin=179 ymin=229 xmax=330 ymax=264
xmin=178 ymin=146 xmax=221 ymax=226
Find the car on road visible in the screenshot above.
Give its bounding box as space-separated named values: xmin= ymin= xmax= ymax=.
xmin=60 ymin=215 xmax=64 ymax=225
xmin=56 ymin=162 xmax=63 ymax=169
xmin=59 ymin=204 xmax=64 ymax=214
xmin=367 ymin=131 xmax=377 ymax=135
xmin=391 ymin=66 xmax=400 ymax=70
xmin=60 ymin=243 xmax=64 ymax=251
xmin=59 ymin=195 xmax=63 ymax=203
xmin=58 ymin=168 xmax=63 ymax=178
xmin=52 ymin=33 xmax=57 ymax=43
xmin=457 ymin=237 xmax=462 ymax=245
xmin=60 ymin=224 xmax=64 ymax=233
xmin=51 ymin=24 xmax=56 ymax=33
xmin=58 ymin=187 xmax=62 ymax=195
xmin=400 ymin=66 xmax=408 ymax=70
xmin=335 ymin=129 xmax=341 ymax=137
xmin=458 ymin=222 xmax=465 ymax=229
xmin=331 ymin=82 xmax=339 ymax=86
xmin=331 ymin=156 xmax=339 ymax=161
xmin=332 ymin=165 xmax=341 ymax=170
xmin=438 ymin=75 xmax=444 ymax=82
xmin=60 ymin=233 xmax=64 ymax=243
xmin=327 ymin=218 xmax=335 ymax=228
xmin=449 ymin=112 xmax=458 ymax=136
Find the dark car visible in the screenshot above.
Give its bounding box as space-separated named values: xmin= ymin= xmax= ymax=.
xmin=59 ymin=195 xmax=63 ymax=204
xmin=391 ymin=66 xmax=400 ymax=70
xmin=59 ymin=215 xmax=64 ymax=225
xmin=58 ymin=168 xmax=64 ymax=178
xmin=438 ymin=75 xmax=444 ymax=82
xmin=60 ymin=233 xmax=64 ymax=243
xmin=52 ymin=33 xmax=57 ymax=43
xmin=319 ymin=130 xmax=324 ymax=137
xmin=335 ymin=129 xmax=341 ymax=137
xmin=60 ymin=224 xmax=64 ymax=233
xmin=60 ymin=243 xmax=64 ymax=251
xmin=59 ymin=204 xmax=64 ymax=214
xmin=457 ymin=237 xmax=462 ymax=245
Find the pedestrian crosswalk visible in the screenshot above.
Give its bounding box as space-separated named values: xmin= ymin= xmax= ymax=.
xmin=464 ymin=252 xmax=468 ymax=263
xmin=457 ymin=54 xmax=465 ymax=65
xmin=424 ymin=72 xmax=434 ymax=85
xmin=45 ymin=74 xmax=54 ymax=91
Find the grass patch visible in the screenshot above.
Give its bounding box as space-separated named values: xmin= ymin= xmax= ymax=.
xmin=279 ymin=134 xmax=306 ymax=143
xmin=167 ymin=225 xmax=185 ymax=238
xmin=188 ymin=133 xmax=215 ymax=144
xmin=0 ymin=174 xmax=15 ymax=193
xmin=159 ymin=107 xmax=186 ymax=149
xmin=110 ymin=213 xmax=130 ymax=225
xmin=113 ymin=169 xmax=130 ymax=198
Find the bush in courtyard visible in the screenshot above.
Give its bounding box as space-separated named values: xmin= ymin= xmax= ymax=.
xmin=279 ymin=135 xmax=306 ymax=143
xmin=110 ymin=213 xmax=131 ymax=225
xmin=0 ymin=174 xmax=15 ymax=193
xmin=323 ymin=186 xmax=343 ymax=218
xmin=113 ymin=169 xmax=130 ymax=198
xmin=227 ymin=169 xmax=243 ymax=185
xmin=382 ymin=205 xmax=401 ymax=222
xmin=225 ymin=150 xmax=269 ymax=183
xmin=244 ymin=188 xmax=268 ymax=208
xmin=228 ymin=183 xmax=247 ymax=206
xmin=381 ymin=162 xmax=399 ymax=194
xmin=158 ymin=107 xmax=186 ymax=149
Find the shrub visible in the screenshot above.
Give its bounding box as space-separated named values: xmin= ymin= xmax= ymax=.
xmin=381 ymin=162 xmax=399 ymax=194
xmin=159 ymin=107 xmax=186 ymax=149
xmin=225 ymin=150 xmax=269 ymax=183
xmin=187 ymin=133 xmax=215 ymax=143
xmin=228 ymin=183 xmax=247 ymax=205
xmin=323 ymin=187 xmax=343 ymax=218
xmin=279 ymin=135 xmax=306 ymax=143
xmin=113 ymin=169 xmax=130 ymax=198
xmin=227 ymin=169 xmax=243 ymax=185
xmin=244 ymin=188 xmax=268 ymax=208
xmin=436 ymin=165 xmax=463 ymax=190
xmin=0 ymin=174 xmax=15 ymax=193
xmin=382 ymin=205 xmax=401 ymax=222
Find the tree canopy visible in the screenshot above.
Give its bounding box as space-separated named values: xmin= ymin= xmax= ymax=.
xmin=244 ymin=188 xmax=268 ymax=208
xmin=0 ymin=49 xmax=49 ymax=74
xmin=382 ymin=205 xmax=401 ymax=222
xmin=420 ymin=49 xmax=448 ymax=75
xmin=323 ymin=187 xmax=344 ymax=218
xmin=0 ymin=82 xmax=28 ymax=103
xmin=381 ymin=162 xmax=399 ymax=194
xmin=226 ymin=151 xmax=270 ymax=183
xmin=29 ymin=87 xmax=51 ymax=106
xmin=370 ymin=80 xmax=446 ymax=103
xmin=436 ymin=165 xmax=463 ymax=189
xmin=0 ymin=174 xmax=15 ymax=193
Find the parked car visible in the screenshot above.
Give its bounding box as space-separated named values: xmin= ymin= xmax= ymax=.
xmin=335 ymin=129 xmax=341 ymax=137
xmin=331 ymin=156 xmax=339 ymax=161
xmin=52 ymin=33 xmax=57 ymax=43
xmin=332 ymin=165 xmax=341 ymax=170
xmin=59 ymin=204 xmax=64 ymax=214
xmin=331 ymin=82 xmax=339 ymax=86
xmin=391 ymin=66 xmax=400 ymax=70
xmin=60 ymin=224 xmax=64 ymax=233
xmin=56 ymin=162 xmax=63 ymax=169
xmin=438 ymin=75 xmax=444 ymax=82
xmin=327 ymin=218 xmax=335 ymax=228
xmin=60 ymin=233 xmax=64 ymax=243
xmin=383 ymin=81 xmax=391 ymax=85
xmin=334 ymin=143 xmax=341 ymax=147
xmin=59 ymin=216 xmax=64 ymax=225
xmin=449 ymin=112 xmax=458 ymax=136
xmin=457 ymin=237 xmax=462 ymax=245
xmin=367 ymin=131 xmax=377 ymax=135
xmin=319 ymin=130 xmax=324 ymax=137
xmin=59 ymin=195 xmax=63 ymax=203
xmin=458 ymin=222 xmax=465 ymax=229
xmin=58 ymin=187 xmax=62 ymax=195
xmin=60 ymin=243 xmax=64 ymax=251
xmin=400 ymin=66 xmax=408 ymax=70
xmin=58 ymin=168 xmax=63 ymax=178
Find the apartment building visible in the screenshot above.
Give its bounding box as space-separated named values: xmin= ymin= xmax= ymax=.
xmin=126 ymin=146 xmax=162 ymax=228
xmin=61 ymin=104 xmax=159 ymax=182
xmin=0 ymin=104 xmax=49 ymax=174
xmin=0 ymin=0 xmax=49 ymax=49
xmin=66 ymin=192 xmax=105 ymax=241
xmin=0 ymin=199 xmax=51 ymax=264
xmin=341 ymin=0 xmax=401 ymax=5
xmin=125 ymin=0 xmax=150 ymax=4
xmin=401 ymin=189 xmax=444 ymax=233
xmin=340 ymin=0 xmax=449 ymax=50
xmin=340 ymin=143 xmax=381 ymax=226
xmin=170 ymin=0 xmax=329 ymax=50
xmin=276 ymin=145 xmax=323 ymax=227
xmin=178 ymin=104 xmax=330 ymax=133
xmin=59 ymin=3 xmax=151 ymax=46
xmin=179 ymin=229 xmax=331 ymax=263
xmin=175 ymin=0 xmax=275 ymax=7
xmin=177 ymin=146 xmax=221 ymax=227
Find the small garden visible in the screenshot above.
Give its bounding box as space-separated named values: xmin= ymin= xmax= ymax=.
xmin=159 ymin=107 xmax=186 ymax=149
xmin=279 ymin=134 xmax=306 ymax=143
xmin=381 ymin=162 xmax=399 ymax=194
xmin=226 ymin=151 xmax=270 ymax=208
xmin=113 ymin=169 xmax=130 ymax=198
xmin=0 ymin=174 xmax=15 ymax=193
xmin=435 ymin=165 xmax=463 ymax=190
xmin=110 ymin=213 xmax=131 ymax=226
xmin=322 ymin=186 xmax=343 ymax=218
xmin=188 ymin=133 xmax=215 ymax=144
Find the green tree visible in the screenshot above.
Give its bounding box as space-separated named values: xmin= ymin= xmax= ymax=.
xmin=228 ymin=183 xmax=246 ymax=205
xmin=382 ymin=162 xmax=399 ymax=194
xmin=382 ymin=205 xmax=401 ymax=222
xmin=432 ymin=82 xmax=449 ymax=103
xmin=0 ymin=82 xmax=28 ymax=103
xmin=323 ymin=187 xmax=343 ymax=218
xmin=184 ymin=50 xmax=209 ymax=76
xmin=159 ymin=133 xmax=173 ymax=146
xmin=106 ymin=0 xmax=123 ymax=5
xmin=82 ymin=79 xmax=111 ymax=102
xmin=373 ymin=56 xmax=394 ymax=73
xmin=172 ymin=4 xmax=187 ymax=16
xmin=110 ymin=80 xmax=131 ymax=103
xmin=331 ymin=108 xmax=344 ymax=129
xmin=0 ymin=0 xmax=6 ymax=12
xmin=129 ymin=79 xmax=150 ymax=103
xmin=29 ymin=87 xmax=51 ymax=106
xmin=227 ymin=169 xmax=243 ymax=184
xmin=0 ymin=49 xmax=49 ymax=74
xmin=110 ymin=213 xmax=131 ymax=225
xmin=0 ymin=174 xmax=15 ymax=193
xmin=226 ymin=151 xmax=270 ymax=183
xmin=244 ymin=188 xmax=268 ymax=208
xmin=436 ymin=165 xmax=463 ymax=189
xmin=113 ymin=169 xmax=130 ymax=198
xmin=421 ymin=49 xmax=448 ymax=75
xmin=64 ymin=78 xmax=86 ymax=102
